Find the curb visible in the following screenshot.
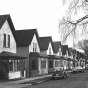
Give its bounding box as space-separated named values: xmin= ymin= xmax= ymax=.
xmin=26 ymin=77 xmax=51 ymax=86
xmin=22 ymin=71 xmax=72 ymax=86
xmin=28 ymin=71 xmax=72 ymax=86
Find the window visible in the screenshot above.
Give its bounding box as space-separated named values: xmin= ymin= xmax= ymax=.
xmin=49 ymin=60 xmax=53 ymax=68
xmin=14 ymin=60 xmax=17 ymax=71
xmin=41 ymin=60 xmax=46 ymax=68
xmin=55 ymin=61 xmax=59 ymax=67
xmin=9 ymin=60 xmax=20 ymax=71
xmin=33 ymin=43 xmax=35 ymax=51
xmin=60 ymin=60 xmax=63 ymax=67
xmin=17 ymin=60 xmax=20 ymax=70
xmin=3 ymin=34 xmax=10 ymax=48
xmin=8 ymin=35 xmax=10 ymax=47
xmin=32 ymin=60 xmax=36 ymax=69
xmin=9 ymin=60 xmax=13 ymax=71
xmin=33 ymin=43 xmax=37 ymax=52
xmin=3 ymin=34 xmax=6 ymax=47
xmin=35 ymin=43 xmax=37 ymax=52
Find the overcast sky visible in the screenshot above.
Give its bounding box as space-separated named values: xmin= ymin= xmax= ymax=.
xmin=0 ymin=0 xmax=69 ymax=41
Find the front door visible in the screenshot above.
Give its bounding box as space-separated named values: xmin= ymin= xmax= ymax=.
xmin=0 ymin=60 xmax=9 ymax=79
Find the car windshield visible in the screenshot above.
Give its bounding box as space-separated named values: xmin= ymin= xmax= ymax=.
xmin=55 ymin=70 xmax=62 ymax=74
xmin=55 ymin=68 xmax=63 ymax=72
xmin=74 ymin=66 xmax=82 ymax=69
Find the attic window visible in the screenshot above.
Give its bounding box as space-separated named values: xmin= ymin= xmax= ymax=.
xmin=33 ymin=43 xmax=35 ymax=52
xmin=3 ymin=34 xmax=6 ymax=47
xmin=35 ymin=43 xmax=37 ymax=52
xmin=8 ymin=35 xmax=10 ymax=48
xmin=3 ymin=34 xmax=10 ymax=48
xmin=33 ymin=43 xmax=37 ymax=52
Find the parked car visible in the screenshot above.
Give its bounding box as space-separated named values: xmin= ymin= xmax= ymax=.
xmin=72 ymin=66 xmax=84 ymax=73
xmin=52 ymin=67 xmax=69 ymax=79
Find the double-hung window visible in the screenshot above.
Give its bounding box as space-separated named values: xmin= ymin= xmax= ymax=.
xmin=33 ymin=43 xmax=37 ymax=52
xmin=17 ymin=60 xmax=20 ymax=70
xmin=8 ymin=35 xmax=10 ymax=47
xmin=3 ymin=34 xmax=10 ymax=48
xmin=3 ymin=34 xmax=6 ymax=47
xmin=9 ymin=60 xmax=13 ymax=71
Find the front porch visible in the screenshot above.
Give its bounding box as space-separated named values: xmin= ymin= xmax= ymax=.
xmin=29 ymin=52 xmax=48 ymax=77
xmin=0 ymin=51 xmax=26 ymax=79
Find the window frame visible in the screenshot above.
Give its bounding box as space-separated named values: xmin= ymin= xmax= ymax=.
xmin=9 ymin=60 xmax=13 ymax=71
xmin=3 ymin=34 xmax=6 ymax=47
xmin=8 ymin=35 xmax=10 ymax=48
xmin=33 ymin=42 xmax=37 ymax=52
xmin=41 ymin=59 xmax=46 ymax=68
xmin=3 ymin=34 xmax=10 ymax=48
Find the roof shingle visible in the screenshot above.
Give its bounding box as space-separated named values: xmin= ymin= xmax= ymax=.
xmin=53 ymin=41 xmax=61 ymax=53
xmin=15 ymin=29 xmax=40 ymax=46
xmin=39 ymin=36 xmax=54 ymax=51
xmin=61 ymin=45 xmax=68 ymax=55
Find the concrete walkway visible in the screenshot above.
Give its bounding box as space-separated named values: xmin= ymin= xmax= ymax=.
xmin=0 ymin=71 xmax=72 ymax=88
xmin=0 ymin=74 xmax=52 ymax=88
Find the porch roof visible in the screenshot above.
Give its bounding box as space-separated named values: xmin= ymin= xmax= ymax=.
xmin=48 ymin=55 xmax=66 ymax=60
xmin=0 ymin=51 xmax=27 ymax=60
xmin=29 ymin=52 xmax=49 ymax=58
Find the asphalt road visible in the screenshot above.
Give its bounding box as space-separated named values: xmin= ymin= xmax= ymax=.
xmin=25 ymin=70 xmax=88 ymax=88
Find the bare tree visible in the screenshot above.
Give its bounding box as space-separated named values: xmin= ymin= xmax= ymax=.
xmin=59 ymin=0 xmax=88 ymax=45
xmin=77 ymin=39 xmax=88 ymax=55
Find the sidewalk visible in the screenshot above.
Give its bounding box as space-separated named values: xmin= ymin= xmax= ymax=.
xmin=0 ymin=70 xmax=72 ymax=88
xmin=0 ymin=74 xmax=52 ymax=88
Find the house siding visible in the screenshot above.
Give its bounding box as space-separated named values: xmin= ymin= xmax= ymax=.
xmin=0 ymin=19 xmax=25 ymax=79
xmin=17 ymin=46 xmax=29 ymax=77
xmin=0 ymin=20 xmax=16 ymax=53
xmin=17 ymin=34 xmax=43 ymax=77
xmin=47 ymin=42 xmax=54 ymax=73
xmin=29 ymin=34 xmax=40 ymax=53
xmin=53 ymin=47 xmax=63 ymax=70
xmin=47 ymin=42 xmax=53 ymax=55
xmin=38 ymin=58 xmax=48 ymax=75
xmin=29 ymin=34 xmax=48 ymax=76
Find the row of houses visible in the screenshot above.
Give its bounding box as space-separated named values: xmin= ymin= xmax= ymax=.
xmin=0 ymin=14 xmax=85 ymax=80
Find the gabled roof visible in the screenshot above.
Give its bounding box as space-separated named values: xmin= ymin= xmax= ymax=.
xmin=0 ymin=14 xmax=17 ymax=43
xmin=15 ymin=29 xmax=40 ymax=47
xmin=39 ymin=36 xmax=54 ymax=51
xmin=0 ymin=51 xmax=26 ymax=59
xmin=61 ymin=45 xmax=68 ymax=55
xmin=53 ymin=41 xmax=61 ymax=53
xmin=29 ymin=52 xmax=49 ymax=58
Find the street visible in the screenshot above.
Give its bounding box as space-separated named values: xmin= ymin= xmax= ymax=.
xmin=24 ymin=70 xmax=88 ymax=88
